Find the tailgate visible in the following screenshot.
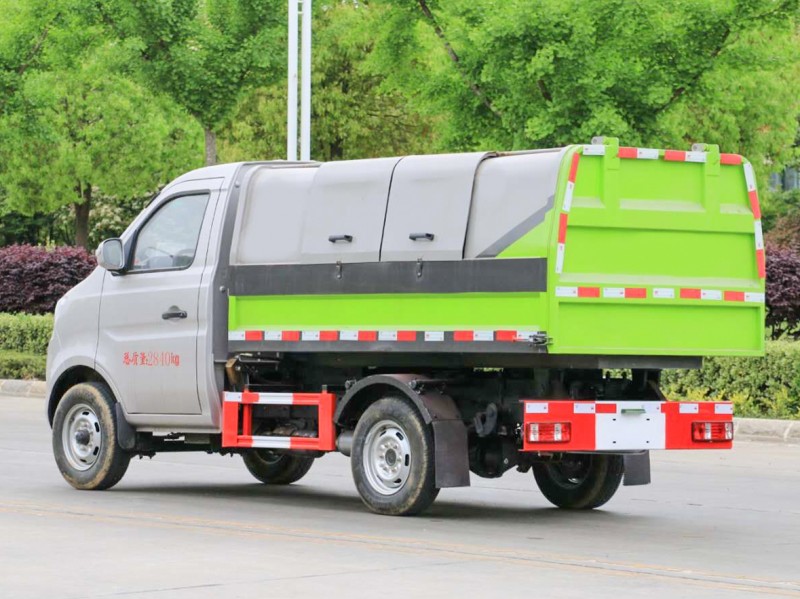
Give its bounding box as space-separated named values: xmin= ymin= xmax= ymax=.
xmin=549 ymin=140 xmax=765 ymax=356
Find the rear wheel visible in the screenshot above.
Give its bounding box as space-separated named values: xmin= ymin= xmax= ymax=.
xmin=351 ymin=396 xmax=439 ymax=516
xmin=532 ymin=454 xmax=623 ymax=509
xmin=242 ymin=450 xmax=314 ymax=485
xmin=52 ymin=382 xmax=131 ymax=490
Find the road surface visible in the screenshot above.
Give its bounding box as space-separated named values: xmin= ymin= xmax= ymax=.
xmin=1 ymin=394 xmax=799 ymax=598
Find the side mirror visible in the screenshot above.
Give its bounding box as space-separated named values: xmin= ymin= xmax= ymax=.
xmin=96 ymin=238 xmax=125 ymax=272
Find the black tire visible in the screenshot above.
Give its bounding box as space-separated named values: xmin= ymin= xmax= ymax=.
xmin=52 ymin=382 xmax=131 ymax=491
xmin=351 ymin=396 xmax=439 ymax=516
xmin=532 ymin=454 xmax=624 ymax=509
xmin=241 ymin=450 xmax=315 ymax=485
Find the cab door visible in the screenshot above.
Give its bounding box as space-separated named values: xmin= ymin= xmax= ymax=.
xmin=97 ymin=179 xmax=222 ymax=415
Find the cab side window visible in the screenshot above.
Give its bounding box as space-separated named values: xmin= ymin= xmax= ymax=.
xmin=131 ymin=193 xmax=210 ymax=272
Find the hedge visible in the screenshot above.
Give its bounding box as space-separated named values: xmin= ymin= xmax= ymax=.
xmin=662 ymin=341 xmax=800 ymax=419
xmin=0 ymin=350 xmax=46 ymax=380
xmin=0 ymin=313 xmax=54 ymax=355
xmin=0 ymin=245 xmax=95 ymax=314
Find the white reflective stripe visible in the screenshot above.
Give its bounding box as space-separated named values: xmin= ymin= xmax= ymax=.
xmin=555 ymin=286 xmax=578 ymax=298
xmin=574 ymin=403 xmax=596 ymax=414
xmin=637 ymin=148 xmax=659 ymax=160
xmin=583 ymin=144 xmax=606 ymax=156
xmin=679 ymin=403 xmax=699 ymax=414
xmin=378 ymin=330 xmax=397 ymax=341
xmin=652 ymin=287 xmax=675 ymax=299
xmin=301 ymin=330 xmax=320 ymax=341
xmin=249 ymin=436 xmax=292 ymax=449
xmin=228 ymin=331 xmax=245 ymax=341
xmin=264 ymin=331 xmax=282 ymax=341
xmin=701 ymin=290 xmax=723 ymax=301
xmin=340 ymin=330 xmax=358 ymax=341
xmin=715 ymin=403 xmax=734 ymax=415
xmin=515 ymin=330 xmax=539 ymax=341
xmin=555 ymin=243 xmax=566 ymax=274
xmin=744 ymin=292 xmax=765 ymax=303
xmin=602 ymin=287 xmax=625 ymax=298
xmin=754 ymin=220 xmax=764 ymax=250
xmin=424 ymin=331 xmax=444 ymax=342
xmin=224 ymin=392 xmax=243 ymax=403
xmin=525 ymin=403 xmax=549 ymax=414
xmin=743 ymin=162 xmax=757 ymax=191
xmin=473 ymin=330 xmax=494 ymax=342
xmin=562 ymin=182 xmax=575 ymax=213
xmin=685 ymin=151 xmax=706 ymax=163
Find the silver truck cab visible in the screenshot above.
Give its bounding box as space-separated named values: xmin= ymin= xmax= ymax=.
xmin=47 ymin=163 xmax=241 ymax=433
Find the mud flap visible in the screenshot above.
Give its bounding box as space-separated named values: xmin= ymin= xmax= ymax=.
xmin=623 ymin=451 xmax=651 ymax=486
xmin=432 ymin=420 xmax=470 ymax=488
xmin=115 ymin=403 xmax=136 ymax=451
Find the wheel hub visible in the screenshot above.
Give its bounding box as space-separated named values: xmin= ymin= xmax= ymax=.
xmin=362 ymin=420 xmax=412 ymax=496
xmin=62 ymin=403 xmax=102 ymax=471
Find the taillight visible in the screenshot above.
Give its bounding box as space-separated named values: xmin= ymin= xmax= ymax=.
xmin=527 ymin=422 xmax=571 ymax=443
xmin=692 ymin=421 xmax=733 ymax=442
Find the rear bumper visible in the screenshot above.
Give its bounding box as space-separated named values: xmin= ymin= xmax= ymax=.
xmin=521 ymin=400 xmax=733 ymax=452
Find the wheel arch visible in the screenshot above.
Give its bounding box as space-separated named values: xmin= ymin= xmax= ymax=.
xmin=47 ymin=366 xmax=109 ymax=426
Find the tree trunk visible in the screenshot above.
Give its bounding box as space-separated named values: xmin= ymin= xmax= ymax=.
xmin=204 ymin=128 xmax=217 ymax=166
xmin=74 ymin=186 xmax=91 ymax=249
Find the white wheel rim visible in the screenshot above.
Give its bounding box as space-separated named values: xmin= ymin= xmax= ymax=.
xmin=362 ymin=420 xmax=412 ymax=496
xmin=62 ymin=403 xmax=102 ymax=471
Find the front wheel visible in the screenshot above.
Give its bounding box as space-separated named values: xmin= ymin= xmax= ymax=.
xmin=241 ymin=450 xmax=315 ymax=485
xmin=52 ymin=382 xmax=131 ymax=490
xmin=351 ymin=396 xmax=439 ymax=516
xmin=532 ymin=454 xmax=623 ymax=509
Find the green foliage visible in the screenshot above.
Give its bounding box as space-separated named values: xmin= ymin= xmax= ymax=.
xmin=0 ymin=350 xmax=46 ymax=380
xmin=0 ymin=312 xmax=53 ymax=354
xmin=662 ymin=341 xmax=800 ymax=419
xmin=220 ymin=2 xmax=438 ymax=161
xmin=97 ymin=0 xmax=285 ymax=135
xmin=373 ymin=0 xmax=800 ymax=178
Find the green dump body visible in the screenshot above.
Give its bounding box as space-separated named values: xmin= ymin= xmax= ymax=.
xmin=228 ymin=139 xmax=765 ymax=361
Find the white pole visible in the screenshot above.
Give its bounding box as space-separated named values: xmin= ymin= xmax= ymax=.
xmin=300 ymin=0 xmax=312 ymax=161
xmin=287 ymin=0 xmax=298 ymax=161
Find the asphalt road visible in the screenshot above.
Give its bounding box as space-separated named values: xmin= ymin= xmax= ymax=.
xmin=1 ymin=394 xmax=799 ymax=599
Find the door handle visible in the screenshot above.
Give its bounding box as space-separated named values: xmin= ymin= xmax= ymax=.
xmin=162 ymin=308 xmax=188 ymax=320
xmin=409 ymin=232 xmax=435 ymax=241
xmin=328 ymin=234 xmax=353 ymax=243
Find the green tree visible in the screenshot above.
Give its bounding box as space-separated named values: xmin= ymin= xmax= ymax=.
xmin=97 ymin=0 xmax=285 ymax=165
xmin=373 ymin=0 xmax=800 ymax=173
xmin=220 ymin=2 xmax=437 ymax=161
xmin=0 ymin=53 xmax=200 ymax=247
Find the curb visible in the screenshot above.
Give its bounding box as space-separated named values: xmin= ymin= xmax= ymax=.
xmin=1 ymin=379 xmax=797 ymax=444
xmin=0 ymin=379 xmax=46 ymax=398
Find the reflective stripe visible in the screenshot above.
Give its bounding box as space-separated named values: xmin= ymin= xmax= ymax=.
xmin=637 ymin=148 xmax=659 ymax=160
xmin=582 ymin=144 xmax=606 ymax=156
xmin=743 ymin=162 xmax=757 ymax=191
xmin=653 ymin=287 xmax=675 ymax=299
xmin=685 ymin=151 xmax=706 ymax=163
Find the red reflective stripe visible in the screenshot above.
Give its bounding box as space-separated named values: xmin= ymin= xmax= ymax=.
xmin=596 ymin=403 xmax=617 ymax=414
xmin=281 ymin=330 xmax=301 ymax=341
xmin=577 ymin=287 xmax=600 ymax=298
xmin=724 ymin=291 xmax=745 ymax=302
xmin=756 ymin=249 xmax=766 ymax=279
xmin=495 ymin=330 xmax=517 ymax=342
xmin=357 ymin=330 xmax=377 ymax=342
xmin=568 ymin=153 xmax=580 ymax=183
xmin=680 ymin=288 xmax=702 ymax=300
xmin=244 ymin=330 xmax=263 ymax=341
xmin=397 ymin=330 xmax=417 ymax=342
xmin=720 ymin=153 xmax=742 ymax=165
xmin=319 ymin=330 xmax=339 ymax=342
xmin=557 ymin=212 xmax=569 ymax=244
xmin=454 ymin=330 xmax=473 ymax=342
xmin=748 ymin=190 xmax=761 ymax=219
xmin=618 ymin=146 xmax=638 ymax=159
xmin=624 ymin=287 xmax=647 ymax=299
xmin=240 ymin=391 xmax=260 ymax=405
xmin=664 ymin=150 xmax=686 ymax=162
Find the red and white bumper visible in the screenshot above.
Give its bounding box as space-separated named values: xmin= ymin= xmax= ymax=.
xmin=521 ymin=400 xmax=733 ymax=452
